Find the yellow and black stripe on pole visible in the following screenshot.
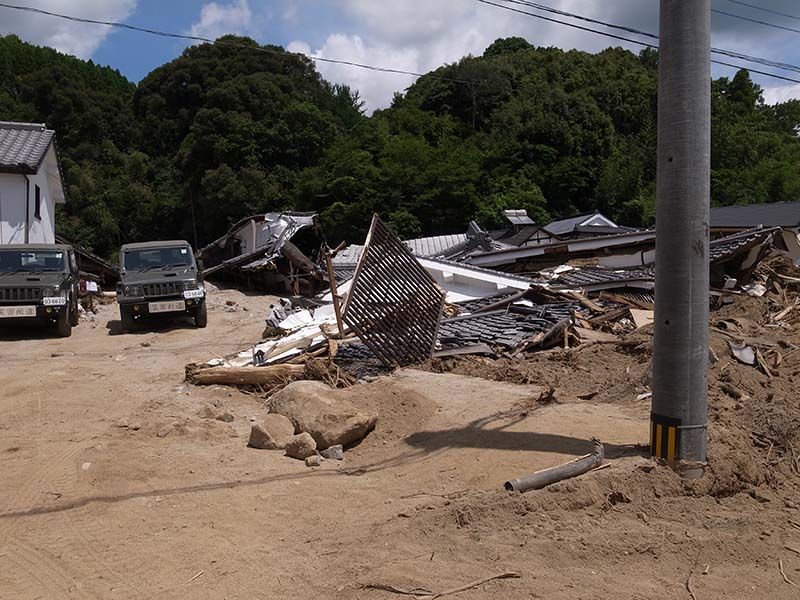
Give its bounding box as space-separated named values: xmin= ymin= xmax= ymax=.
xmin=650 ymin=413 xmax=681 ymax=463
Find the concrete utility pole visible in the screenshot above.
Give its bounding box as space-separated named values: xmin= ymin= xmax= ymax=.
xmin=651 ymin=0 xmax=710 ymax=472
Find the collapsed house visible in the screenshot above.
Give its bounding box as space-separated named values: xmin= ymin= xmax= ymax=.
xmin=197 ymin=212 xmax=324 ymax=295
xmin=491 ymin=209 xmax=635 ymax=248
xmin=188 ymin=211 xmax=793 ymax=389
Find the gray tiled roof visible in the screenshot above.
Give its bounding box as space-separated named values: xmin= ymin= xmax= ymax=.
xmin=543 ymin=211 xmax=618 ymax=236
xmin=709 ymin=226 xmax=781 ymax=263
xmin=404 ymin=233 xmax=468 ymax=257
xmin=0 ymin=122 xmax=55 ymax=173
xmin=543 ymin=212 xmax=597 ymax=235
xmin=553 ymin=266 xmax=655 ymax=288
xmin=711 ymin=201 xmax=800 ymax=228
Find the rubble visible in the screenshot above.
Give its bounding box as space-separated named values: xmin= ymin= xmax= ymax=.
xmin=198 ymin=212 xmax=324 ymax=295
xmin=184 ymin=213 xmax=799 ymax=462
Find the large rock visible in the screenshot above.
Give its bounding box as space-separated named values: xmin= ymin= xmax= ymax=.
xmin=285 ymin=432 xmax=317 ymax=460
xmin=269 ymin=381 xmax=377 ymax=450
xmin=248 ymin=414 xmax=296 ymax=450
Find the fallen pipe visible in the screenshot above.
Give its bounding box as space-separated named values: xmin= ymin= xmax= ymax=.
xmin=504 ymin=438 xmax=604 ymax=493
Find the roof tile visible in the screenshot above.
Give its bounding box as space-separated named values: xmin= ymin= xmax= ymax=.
xmin=0 ymin=122 xmax=55 ymax=173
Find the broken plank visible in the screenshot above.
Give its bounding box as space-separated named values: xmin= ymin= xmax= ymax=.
xmin=630 ymin=309 xmax=655 ymax=329
xmin=187 ymin=364 xmax=305 ymax=386
xmin=434 ymin=343 xmax=495 ymax=358
xmin=587 ymin=306 xmax=630 ymax=325
xmin=565 ymin=290 xmax=605 ymax=313
xmin=599 ymin=291 xmax=654 ymax=310
xmin=574 ymin=326 xmax=619 ymax=343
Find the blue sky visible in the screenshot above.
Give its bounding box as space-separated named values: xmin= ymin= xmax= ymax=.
xmin=2 ymin=1 xmax=800 ymax=112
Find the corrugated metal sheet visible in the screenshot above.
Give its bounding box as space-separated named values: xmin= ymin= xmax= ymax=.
xmin=342 ymin=215 xmax=446 ymax=367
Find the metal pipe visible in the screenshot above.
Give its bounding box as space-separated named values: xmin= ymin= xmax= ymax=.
xmin=651 ymin=0 xmax=711 ymax=473
xmin=504 ymin=439 xmax=604 ymax=493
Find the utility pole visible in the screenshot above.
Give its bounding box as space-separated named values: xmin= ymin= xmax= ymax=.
xmin=651 ymin=0 xmax=710 ymax=474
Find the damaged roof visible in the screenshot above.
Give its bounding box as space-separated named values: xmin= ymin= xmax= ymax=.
xmin=0 ymin=121 xmax=55 ymax=173
xmin=543 ymin=211 xmax=618 ymax=236
xmin=709 ymin=226 xmax=782 ymax=263
xmin=551 ymin=266 xmax=655 ymax=291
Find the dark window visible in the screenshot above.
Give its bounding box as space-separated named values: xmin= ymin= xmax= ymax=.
xmin=34 ymin=185 xmax=41 ymax=220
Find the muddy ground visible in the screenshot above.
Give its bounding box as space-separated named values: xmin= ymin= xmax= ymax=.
xmin=0 ymin=283 xmax=798 ymax=599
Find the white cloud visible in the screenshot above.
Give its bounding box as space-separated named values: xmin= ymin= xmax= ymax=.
xmin=289 ymin=0 xmax=596 ymax=112
xmin=291 ymin=34 xmax=420 ymax=113
xmin=763 ymin=84 xmax=800 ymax=105
xmin=0 ymin=0 xmax=137 ymax=58
xmin=279 ymin=0 xmax=800 ymax=112
xmin=189 ymin=0 xmax=252 ymax=40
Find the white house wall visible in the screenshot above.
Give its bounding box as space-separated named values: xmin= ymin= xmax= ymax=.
xmin=0 ymin=173 xmax=26 ymax=244
xmin=27 ymin=158 xmax=56 ymax=244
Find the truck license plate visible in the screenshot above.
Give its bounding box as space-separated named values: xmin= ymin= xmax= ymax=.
xmin=0 ymin=305 xmax=37 ymax=318
xmin=148 ymin=300 xmax=185 ymax=313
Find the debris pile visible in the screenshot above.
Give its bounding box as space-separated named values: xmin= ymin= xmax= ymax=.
xmin=186 ymin=211 xmax=798 ymax=461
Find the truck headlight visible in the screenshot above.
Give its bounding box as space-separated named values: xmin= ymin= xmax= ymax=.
xmin=42 ymin=287 xmax=67 ymax=306
xmin=182 ymin=280 xmax=205 ymax=299
xmin=123 ymin=285 xmax=142 ymax=296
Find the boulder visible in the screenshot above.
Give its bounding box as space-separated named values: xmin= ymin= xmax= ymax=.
xmin=268 ymin=381 xmax=377 ymax=450
xmin=285 ymin=432 xmax=317 ymax=460
xmin=248 ymin=414 xmax=295 ymax=450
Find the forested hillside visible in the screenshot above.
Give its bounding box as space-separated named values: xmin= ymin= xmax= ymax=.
xmin=2 ymin=34 xmax=799 ymax=258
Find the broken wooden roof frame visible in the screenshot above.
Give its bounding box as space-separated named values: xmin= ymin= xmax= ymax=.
xmin=342 ymin=214 xmax=446 ymax=367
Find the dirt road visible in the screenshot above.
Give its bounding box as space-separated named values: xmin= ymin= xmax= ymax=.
xmin=1 ymin=286 xmax=798 ymax=599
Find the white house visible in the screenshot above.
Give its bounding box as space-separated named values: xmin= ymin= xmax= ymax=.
xmin=0 ymin=121 xmax=66 ymax=245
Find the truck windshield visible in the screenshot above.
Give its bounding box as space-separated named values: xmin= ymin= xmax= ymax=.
xmin=124 ymin=247 xmax=194 ymax=271
xmin=0 ymin=250 xmax=66 ymax=273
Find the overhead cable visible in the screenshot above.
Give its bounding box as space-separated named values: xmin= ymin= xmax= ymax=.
xmin=0 ymin=0 xmax=798 ymax=87
xmin=712 ymin=7 xmax=800 ymax=35
xmin=476 ymin=0 xmax=800 ymax=84
xmin=495 ymin=0 xmax=800 ymax=75
xmin=0 ymin=2 xmax=473 ymax=84
xmin=724 ymin=0 xmax=800 ymax=21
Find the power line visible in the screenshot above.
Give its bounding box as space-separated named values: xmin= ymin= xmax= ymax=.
xmin=495 ymin=0 xmax=800 ymax=75
xmin=0 ymin=2 xmax=473 ymax=85
xmin=712 ymin=7 xmax=800 ymax=35
xmin=476 ymin=0 xmax=800 ymax=84
xmin=1 ymin=0 xmax=798 ymax=90
xmin=723 ymin=0 xmax=800 ymax=23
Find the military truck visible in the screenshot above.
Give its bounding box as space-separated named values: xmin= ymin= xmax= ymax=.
xmin=116 ymin=240 xmax=207 ymax=332
xmin=0 ymin=244 xmax=80 ymax=337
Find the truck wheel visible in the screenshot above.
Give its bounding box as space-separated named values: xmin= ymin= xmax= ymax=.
xmin=194 ymin=302 xmax=208 ymax=328
xmin=56 ymin=308 xmax=72 ymax=338
xmin=70 ymin=296 xmax=79 ymax=327
xmin=120 ymin=307 xmax=135 ymax=333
